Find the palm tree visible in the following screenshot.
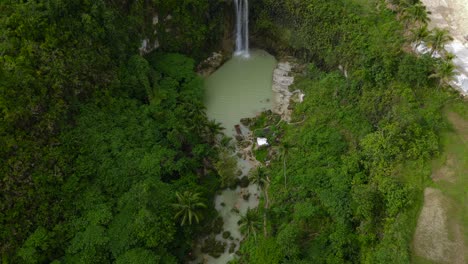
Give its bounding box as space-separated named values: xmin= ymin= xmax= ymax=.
xmin=249 ymin=166 xmax=271 ymax=236
xmin=173 ymin=191 xmax=207 ymax=226
xmin=249 ymin=166 xmax=269 ymax=190
xmin=238 ymin=209 xmax=262 ymax=241
xmin=430 ymin=60 xmax=457 ymax=88
xmin=401 ymin=3 xmax=431 ymax=27
xmin=278 ymin=142 xmax=293 ymax=187
xmin=205 ymin=119 xmax=225 ymax=144
xmin=427 ymin=28 xmax=453 ymax=56
xmin=409 ymin=25 xmax=430 ymax=50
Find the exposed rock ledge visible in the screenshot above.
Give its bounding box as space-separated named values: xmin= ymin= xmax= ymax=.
xmin=272 ymin=62 xmax=304 ymax=122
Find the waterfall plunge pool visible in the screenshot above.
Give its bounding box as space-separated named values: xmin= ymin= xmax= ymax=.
xmin=204 ymin=49 xmax=276 ymax=133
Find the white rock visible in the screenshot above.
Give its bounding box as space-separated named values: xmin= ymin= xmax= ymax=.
xmin=278 ymin=62 xmax=292 ymax=72
xmin=273 ymin=75 xmax=294 ymax=86
xmin=274 ymin=69 xmax=288 ymax=77
xmin=257 ymin=138 xmax=269 ymax=146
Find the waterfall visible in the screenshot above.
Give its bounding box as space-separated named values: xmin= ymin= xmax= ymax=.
xmin=234 ymin=0 xmax=249 ymax=57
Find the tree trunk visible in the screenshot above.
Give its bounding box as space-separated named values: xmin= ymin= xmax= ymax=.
xmin=283 ymin=155 xmax=287 ymax=187
xmin=263 ymin=177 xmax=270 ymax=237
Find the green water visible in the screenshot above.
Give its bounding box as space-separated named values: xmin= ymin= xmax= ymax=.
xmin=204 ymin=50 xmax=276 ymax=133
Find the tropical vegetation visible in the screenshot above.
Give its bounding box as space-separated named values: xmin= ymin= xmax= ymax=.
xmin=1 ymin=0 xmax=466 ymax=263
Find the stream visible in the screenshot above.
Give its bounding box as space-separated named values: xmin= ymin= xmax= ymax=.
xmin=194 ymin=49 xmax=276 ymax=263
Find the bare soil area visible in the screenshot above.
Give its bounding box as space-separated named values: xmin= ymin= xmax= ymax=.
xmin=413 ymin=188 xmax=465 ymax=263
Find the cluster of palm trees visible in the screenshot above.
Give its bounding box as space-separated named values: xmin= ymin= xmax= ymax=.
xmin=171 ymin=168 xmax=268 ymax=242
xmin=395 ymin=0 xmax=457 ymax=87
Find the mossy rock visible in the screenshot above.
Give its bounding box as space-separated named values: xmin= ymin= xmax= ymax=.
xmin=240 ymin=118 xmax=252 ymax=126
xmin=201 ymin=235 xmax=226 ymax=258
xmin=222 ymin=231 xmax=231 ymax=239
xmin=229 ymin=243 xmax=237 ymax=253
xmin=228 ymin=180 xmax=238 ymax=190
xmin=239 ymin=176 xmax=250 ymax=188
xmin=239 ymin=140 xmax=250 ymax=149
xmin=211 ymin=217 xmax=224 ymax=234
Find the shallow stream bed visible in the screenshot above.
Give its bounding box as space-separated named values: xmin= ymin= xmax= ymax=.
xmin=194 ymin=50 xmax=276 ymax=263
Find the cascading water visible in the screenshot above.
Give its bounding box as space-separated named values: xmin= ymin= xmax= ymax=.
xmin=234 ymin=0 xmax=249 ymax=57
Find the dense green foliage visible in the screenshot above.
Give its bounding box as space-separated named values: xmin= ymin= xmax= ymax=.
xmin=1 ymin=0 xmax=466 ymax=263
xmin=0 ymin=0 xmax=226 ymax=263
xmin=234 ymin=0 xmax=463 ymax=263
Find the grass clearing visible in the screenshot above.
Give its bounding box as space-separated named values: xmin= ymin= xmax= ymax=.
xmin=413 ymin=101 xmax=467 ymax=264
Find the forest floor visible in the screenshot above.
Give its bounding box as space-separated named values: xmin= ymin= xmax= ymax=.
xmin=413 ymin=107 xmax=468 ymax=263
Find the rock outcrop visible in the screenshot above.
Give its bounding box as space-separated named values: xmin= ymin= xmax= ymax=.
xmin=272 ymin=62 xmax=304 ymax=121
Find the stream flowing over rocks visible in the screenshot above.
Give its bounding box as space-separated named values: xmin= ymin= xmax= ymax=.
xmin=195 ymin=53 xmax=304 ymax=263
xmin=191 ymin=130 xmax=262 ymax=263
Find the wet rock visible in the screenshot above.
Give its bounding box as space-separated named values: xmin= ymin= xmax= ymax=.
xmin=229 ymin=243 xmax=236 ymax=254
xmin=239 ymin=140 xmax=250 ymax=149
xmin=235 ymin=124 xmax=243 ymax=135
xmin=201 ymin=235 xmax=226 ymax=258
xmin=239 ymin=176 xmax=250 ymax=188
xmin=197 ymin=52 xmax=224 ymax=77
xmin=240 ymin=118 xmax=252 ymax=126
xmin=222 ymin=231 xmax=231 ymax=239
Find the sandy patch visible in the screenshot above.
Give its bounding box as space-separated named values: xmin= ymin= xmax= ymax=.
xmin=413 ymin=188 xmax=465 ymax=263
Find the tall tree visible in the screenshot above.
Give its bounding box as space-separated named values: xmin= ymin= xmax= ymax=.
xmin=427 ymin=28 xmax=453 ymax=56
xmin=401 ymin=3 xmax=431 ymax=27
xmin=409 ymin=24 xmax=430 ymax=50
xmin=430 ymin=60 xmax=457 ymax=88
xmin=238 ymin=209 xmax=262 ymax=241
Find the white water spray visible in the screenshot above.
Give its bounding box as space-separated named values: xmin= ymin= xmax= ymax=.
xmin=234 ymin=0 xmax=249 ymax=57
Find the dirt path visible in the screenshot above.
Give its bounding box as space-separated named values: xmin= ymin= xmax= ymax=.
xmin=413 ymin=188 xmax=465 ymax=263
xmin=413 ymin=111 xmax=467 ymax=263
